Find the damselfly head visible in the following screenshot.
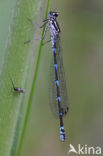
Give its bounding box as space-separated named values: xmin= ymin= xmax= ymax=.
xmin=49 ymin=11 xmax=59 ymax=18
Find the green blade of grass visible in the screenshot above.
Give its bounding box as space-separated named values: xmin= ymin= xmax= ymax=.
xmin=0 ymin=0 xmax=50 ymax=155
xmin=16 ymin=0 xmax=50 ymax=156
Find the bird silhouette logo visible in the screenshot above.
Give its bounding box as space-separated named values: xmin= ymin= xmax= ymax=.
xmin=68 ymin=144 xmax=78 ymax=154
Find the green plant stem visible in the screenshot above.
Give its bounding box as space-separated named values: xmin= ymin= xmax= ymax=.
xmin=17 ymin=0 xmax=50 ymax=155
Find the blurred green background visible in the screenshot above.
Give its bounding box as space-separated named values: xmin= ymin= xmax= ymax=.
xmin=21 ymin=0 xmax=103 ymax=156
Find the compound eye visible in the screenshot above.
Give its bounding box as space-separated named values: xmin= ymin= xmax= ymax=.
xmin=54 ymin=12 xmax=58 ymax=17
xmin=49 ymin=11 xmax=59 ymax=18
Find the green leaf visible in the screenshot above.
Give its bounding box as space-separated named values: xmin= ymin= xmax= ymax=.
xmin=0 ymin=0 xmax=50 ymax=155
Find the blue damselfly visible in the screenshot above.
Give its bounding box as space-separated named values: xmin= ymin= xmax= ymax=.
xmin=41 ymin=11 xmax=69 ymax=142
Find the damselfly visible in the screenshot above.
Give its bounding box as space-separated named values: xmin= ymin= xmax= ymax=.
xmin=41 ymin=11 xmax=69 ymax=142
